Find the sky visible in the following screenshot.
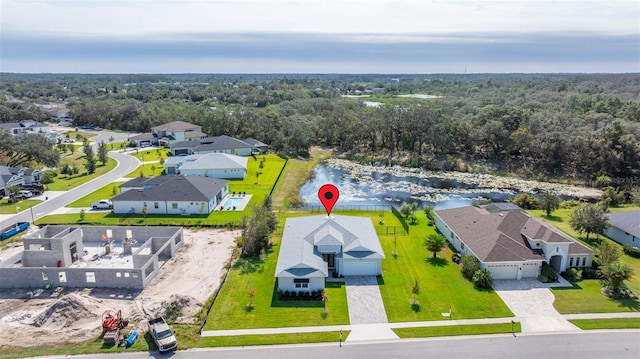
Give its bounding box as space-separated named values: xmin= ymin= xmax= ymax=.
xmin=1 ymin=0 xmax=639 ymax=73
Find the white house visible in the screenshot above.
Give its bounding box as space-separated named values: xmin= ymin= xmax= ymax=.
xmin=275 ymin=215 xmax=385 ymax=293
xmin=435 ymin=205 xmax=594 ymax=280
xmin=605 ymin=211 xmax=640 ymax=248
xmin=0 ymin=166 xmax=41 ymax=196
xmin=112 ymin=175 xmax=228 ymax=215
xmin=164 ymin=153 xmax=248 ymax=179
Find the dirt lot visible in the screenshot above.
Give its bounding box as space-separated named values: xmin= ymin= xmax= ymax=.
xmin=0 ymin=228 xmax=238 ymax=347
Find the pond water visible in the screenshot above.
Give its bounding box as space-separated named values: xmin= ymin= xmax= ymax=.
xmin=299 ymin=163 xmax=517 ymax=210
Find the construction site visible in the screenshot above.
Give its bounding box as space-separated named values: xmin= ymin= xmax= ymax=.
xmin=0 ymin=226 xmax=238 ymax=348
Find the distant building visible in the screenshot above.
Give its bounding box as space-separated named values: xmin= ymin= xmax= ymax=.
xmin=169 ymin=135 xmax=259 ymax=156
xmin=151 ymin=121 xmax=207 ymax=146
xmin=605 ymin=211 xmax=640 ymax=248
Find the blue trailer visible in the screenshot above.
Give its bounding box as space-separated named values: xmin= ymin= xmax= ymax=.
xmin=1 ymin=222 xmax=29 ymax=240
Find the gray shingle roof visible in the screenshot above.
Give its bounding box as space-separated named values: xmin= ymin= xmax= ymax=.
xmin=275 ymin=215 xmax=385 ymax=278
xmin=113 ymin=175 xmax=227 ymax=202
xmin=151 ymin=121 xmax=200 ymax=132
xmin=607 ymin=211 xmax=640 ymax=238
xmin=436 ymin=206 xmax=591 ymax=262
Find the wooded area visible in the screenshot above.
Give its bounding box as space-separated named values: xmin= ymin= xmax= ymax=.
xmin=1 ymin=73 xmax=639 ymax=183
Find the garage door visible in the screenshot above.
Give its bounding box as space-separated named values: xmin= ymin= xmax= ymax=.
xmin=522 ymin=263 xmax=540 ymax=278
xmin=343 ymin=261 xmax=379 ymax=276
xmin=486 ymin=264 xmax=519 ymax=279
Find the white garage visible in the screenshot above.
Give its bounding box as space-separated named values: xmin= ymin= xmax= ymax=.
xmin=485 ymin=264 xmax=519 ymax=280
xmin=522 ymin=262 xmax=541 ymax=278
xmin=342 ymin=260 xmax=381 ymax=276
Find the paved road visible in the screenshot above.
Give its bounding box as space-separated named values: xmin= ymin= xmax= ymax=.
xmin=0 ymin=150 xmax=139 ymax=228
xmin=32 ymin=331 xmax=640 ymax=359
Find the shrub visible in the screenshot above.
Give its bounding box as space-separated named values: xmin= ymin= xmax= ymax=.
xmin=460 ymin=255 xmax=480 ymax=280
xmin=623 ymin=245 xmax=640 ymax=258
xmin=540 ymin=263 xmax=558 ymax=281
xmin=561 ymin=268 xmax=579 ymax=282
xmin=472 ymin=269 xmax=493 ymax=289
xmin=581 ymin=267 xmax=600 ymax=279
xmin=537 ymin=274 xmax=549 ymax=283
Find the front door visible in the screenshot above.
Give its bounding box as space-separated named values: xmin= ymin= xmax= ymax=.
xmin=322 ymin=253 xmax=335 ymax=269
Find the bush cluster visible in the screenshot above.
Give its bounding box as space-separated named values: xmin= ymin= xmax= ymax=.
xmin=623 ymin=244 xmax=640 ymax=258
xmin=278 ymin=290 xmax=324 ymax=301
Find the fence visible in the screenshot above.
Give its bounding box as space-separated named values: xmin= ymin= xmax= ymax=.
xmin=390 ymin=205 xmax=409 ymax=234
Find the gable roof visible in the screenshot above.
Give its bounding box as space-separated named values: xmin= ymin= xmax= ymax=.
xmin=243 ymin=137 xmax=268 ymax=147
xmin=436 ymin=206 xmax=592 ymax=263
xmin=276 ymin=215 xmax=384 ymax=278
xmin=113 ymin=175 xmax=227 ymax=202
xmin=151 ymin=121 xmax=200 ymax=132
xmin=195 ymin=135 xmax=252 ymax=151
xmin=607 ymin=211 xmax=640 ymax=238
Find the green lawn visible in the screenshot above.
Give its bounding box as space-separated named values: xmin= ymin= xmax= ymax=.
xmin=529 ymin=207 xmax=640 ymax=312
xmin=204 ymin=253 xmax=350 ymax=330
xmin=569 ymin=318 xmax=640 ymax=329
xmin=46 ymin=156 xmax=117 ymax=191
xmin=0 ymin=199 xmax=42 ymax=214
xmin=379 ymin=211 xmax=513 ymax=322
xmin=393 ymin=322 xmax=521 ymax=338
xmin=199 ymin=331 xmax=349 ymax=347
xmin=551 ymin=280 xmax=639 ymax=313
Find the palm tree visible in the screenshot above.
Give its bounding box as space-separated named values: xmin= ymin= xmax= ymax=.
xmin=425 ymin=233 xmax=446 ymax=259
xmin=600 ymin=262 xmax=634 ymax=295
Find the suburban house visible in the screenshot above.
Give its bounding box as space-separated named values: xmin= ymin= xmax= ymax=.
xmin=243 ymin=137 xmax=269 ymax=154
xmin=164 ymin=153 xmax=248 ymax=179
xmin=169 ymin=135 xmax=257 ymax=156
xmin=0 ymin=225 xmax=183 ymax=289
xmin=151 ymin=121 xmax=207 ymax=146
xmin=0 ymin=120 xmax=51 ymax=136
xmin=112 ymin=175 xmax=229 ymax=215
xmin=0 ymin=166 xmax=41 ymax=196
xmin=435 ymin=204 xmax=594 ymax=280
xmin=275 ymin=215 xmax=385 ymax=293
xmin=128 ymin=133 xmax=155 ymax=147
xmin=605 ymin=211 xmax=640 ymax=248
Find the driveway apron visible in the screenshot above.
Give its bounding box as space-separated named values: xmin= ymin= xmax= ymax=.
xmin=493 ymin=278 xmax=579 ymax=332
xmin=344 ymin=276 xmax=398 ymax=341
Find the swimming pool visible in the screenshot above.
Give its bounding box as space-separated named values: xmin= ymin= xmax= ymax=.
xmin=222 ymin=197 xmax=244 ymax=208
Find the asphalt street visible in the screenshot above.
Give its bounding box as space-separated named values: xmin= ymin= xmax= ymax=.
xmin=31 ymin=331 xmax=640 ymax=359
xmin=0 ymin=131 xmax=139 ymax=228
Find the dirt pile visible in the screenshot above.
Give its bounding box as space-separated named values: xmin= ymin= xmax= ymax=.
xmin=32 ymin=294 xmax=98 ymax=329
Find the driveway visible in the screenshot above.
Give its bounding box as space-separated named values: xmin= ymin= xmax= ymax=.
xmin=344 ymin=276 xmax=398 ymax=341
xmin=493 ymin=278 xmax=579 ymax=332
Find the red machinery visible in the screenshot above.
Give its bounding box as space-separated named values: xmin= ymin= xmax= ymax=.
xmin=102 ymin=310 xmax=129 ymax=345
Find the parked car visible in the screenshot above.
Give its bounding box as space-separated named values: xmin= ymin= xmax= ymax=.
xmin=80 ymin=125 xmax=93 ymax=130
xmin=62 ymin=138 xmax=75 ymax=144
xmin=16 ymin=190 xmax=33 ymax=199
xmin=91 ymin=199 xmax=113 ymax=210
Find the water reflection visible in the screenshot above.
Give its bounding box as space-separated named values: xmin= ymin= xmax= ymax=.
xmin=299 ymin=164 xmax=515 ymax=210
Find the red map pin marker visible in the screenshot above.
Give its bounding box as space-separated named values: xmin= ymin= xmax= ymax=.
xmin=318 ymin=184 xmax=339 ymax=216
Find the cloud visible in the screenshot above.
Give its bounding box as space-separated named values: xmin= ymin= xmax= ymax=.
xmin=1 ymin=1 xmax=638 ymax=73
xmin=2 ymin=31 xmax=638 ymax=73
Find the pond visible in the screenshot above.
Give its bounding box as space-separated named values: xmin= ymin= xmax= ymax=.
xmin=300 ymin=164 xmax=514 ymax=211
xmin=299 ymin=159 xmax=601 ymax=211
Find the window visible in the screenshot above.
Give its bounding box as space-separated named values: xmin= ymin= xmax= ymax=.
xmin=582 ymin=257 xmax=586 ymax=267
xmin=58 ymin=272 xmax=67 ymax=283
xmin=132 ymin=272 xmax=139 ymax=278
xmin=171 ymin=203 xmax=178 ymax=209
xmin=42 ymin=272 xmax=48 ymax=281
xmin=124 ymin=272 xmax=130 ymax=278
xmin=569 ymin=257 xmax=573 ymax=267
xmin=294 ymin=278 xmax=309 ymax=288
xmin=461 ymin=243 xmax=465 ymax=250
xmin=86 ymin=272 xmax=96 ymax=283
xmin=154 ymin=202 xmax=159 ymax=209
xmin=116 ymin=272 xmax=122 ymax=278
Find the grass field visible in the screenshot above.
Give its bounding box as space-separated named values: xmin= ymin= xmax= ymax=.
xmin=46 ymin=154 xmax=117 ymax=191
xmin=0 ymin=199 xmax=42 ymax=214
xmin=569 ymin=318 xmax=640 ymax=329
xmin=393 ymin=322 xmax=521 ymax=338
